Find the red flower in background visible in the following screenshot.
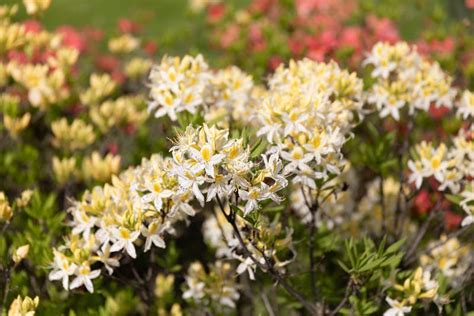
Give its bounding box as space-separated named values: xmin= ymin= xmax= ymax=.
xmin=413 ymin=189 xmax=432 ymax=216
xmin=106 ymin=143 xmax=119 ymax=155
xmin=417 ymin=38 xmax=455 ymax=56
xmin=429 ymin=104 xmax=451 ymax=120
xmin=123 ymin=123 xmax=137 ymax=135
xmin=288 ymin=35 xmax=305 ymax=56
xmin=268 ymin=55 xmax=283 ymax=71
xmin=207 ymin=3 xmax=226 ymax=23
xmin=143 ymin=40 xmax=158 ymax=56
xmin=249 ymin=0 xmax=276 ymax=14
xmin=111 ymin=70 xmax=126 ymax=85
xmin=444 ymin=211 xmax=462 ymax=230
xmin=95 ymin=55 xmax=120 ymax=73
xmin=68 ymin=103 xmax=84 ymax=116
xmin=466 ymin=0 xmax=474 ymax=9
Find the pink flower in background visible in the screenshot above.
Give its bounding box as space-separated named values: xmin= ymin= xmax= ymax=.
xmin=418 ymin=38 xmax=455 ymax=56
xmin=23 ymin=20 xmax=42 ymax=34
xmin=466 ymin=0 xmax=474 ymax=9
xmin=340 ymin=27 xmax=362 ymax=52
xmin=7 ymin=51 xmax=28 ymax=64
xmin=288 ymin=36 xmax=305 ymax=56
xmin=307 ymin=48 xmax=326 ymax=61
xmin=118 ymin=18 xmax=141 ymax=34
xmin=220 ymin=24 xmax=240 ymax=49
xmin=249 ymin=23 xmax=267 ymax=52
xmin=82 ymin=26 xmax=104 ymax=43
xmin=57 ymin=26 xmax=86 ymax=53
xmin=365 ymin=15 xmax=399 ymax=44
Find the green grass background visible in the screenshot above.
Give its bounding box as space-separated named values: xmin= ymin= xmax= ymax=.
xmin=5 ymin=0 xmax=249 ymax=56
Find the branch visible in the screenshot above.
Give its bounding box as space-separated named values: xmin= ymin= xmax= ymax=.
xmin=405 ymin=224 xmax=472 ymax=266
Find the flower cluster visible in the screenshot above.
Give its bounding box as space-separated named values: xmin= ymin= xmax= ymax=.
xmin=8 ymin=295 xmax=39 ymax=316
xmin=50 ymin=122 xmax=288 ymax=293
xmin=408 ymin=126 xmax=474 ymax=226
xmin=365 ymin=42 xmax=456 ymax=121
xmin=49 ymin=154 xmax=193 ymax=293
xmin=256 ymin=59 xmax=364 ymax=187
xmin=170 ymin=124 xmax=287 ymax=215
xmin=148 ymin=55 xmax=210 ymax=121
xmin=420 ymin=235 xmax=471 ymax=287
xmin=2 ymin=0 xmax=474 ymax=312
xmin=148 ymin=55 xmax=258 ymax=127
xmin=182 ymin=261 xmax=240 ymax=309
xmin=384 ymin=267 xmax=439 ymax=316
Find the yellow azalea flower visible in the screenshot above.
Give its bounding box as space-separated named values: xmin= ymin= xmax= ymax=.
xmin=8 ymin=295 xmax=39 ymax=316
xmin=51 ymin=118 xmax=96 ymax=151
xmin=82 ymin=152 xmax=121 ymax=183
xmin=23 ymin=0 xmax=51 ymax=15
xmin=3 ymin=113 xmax=31 ymax=139
xmin=52 ymin=156 xmax=77 ymax=184
xmin=108 ymin=34 xmax=140 ymax=54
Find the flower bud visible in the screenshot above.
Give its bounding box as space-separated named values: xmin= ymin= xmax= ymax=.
xmin=12 ymin=244 xmax=30 ymax=264
xmin=0 ymin=192 xmax=13 ymax=222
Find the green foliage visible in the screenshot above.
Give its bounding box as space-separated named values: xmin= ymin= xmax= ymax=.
xmin=338 ymin=237 xmax=404 ymax=282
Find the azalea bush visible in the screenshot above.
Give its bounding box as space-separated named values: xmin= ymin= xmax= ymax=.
xmin=1 ymin=1 xmax=474 ymax=316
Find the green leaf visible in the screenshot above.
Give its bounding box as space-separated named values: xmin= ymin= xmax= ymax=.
xmin=445 ymin=194 xmax=462 ymax=205
xmin=385 ymin=238 xmax=405 ymax=255
xmin=337 ymin=260 xmax=351 ymax=273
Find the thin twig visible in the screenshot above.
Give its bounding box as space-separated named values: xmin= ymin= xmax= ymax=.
xmin=379 ymin=175 xmax=387 ymax=235
xmin=403 ymin=207 xmax=440 ymax=263
xmin=394 ymin=121 xmax=413 ymax=236
xmin=329 ymin=278 xmax=353 ymax=316
xmin=308 ymin=188 xmax=321 ymax=301
xmin=215 ymin=196 xmax=317 ymax=315
xmin=261 ymin=291 xmax=276 ymax=316
xmin=1 ymin=262 xmax=17 ymax=314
